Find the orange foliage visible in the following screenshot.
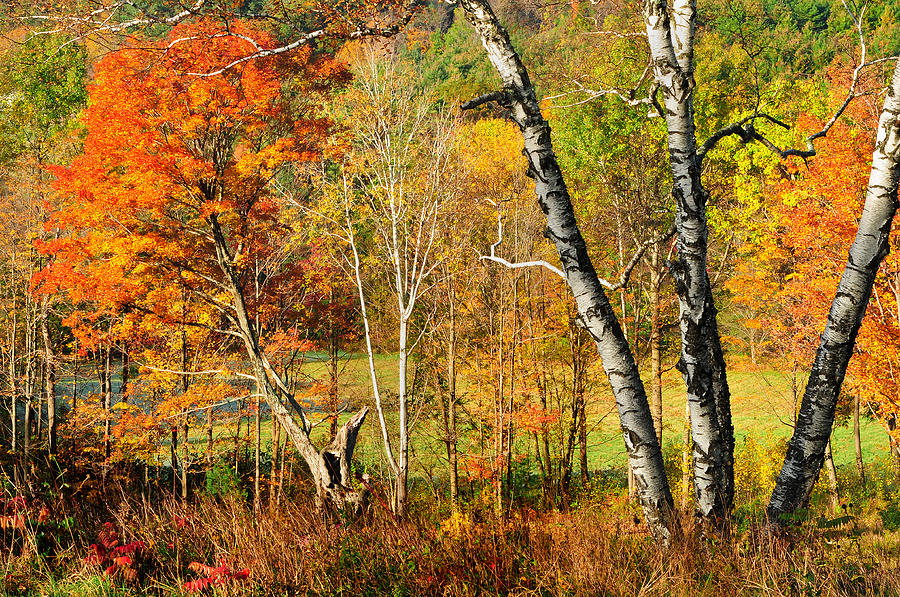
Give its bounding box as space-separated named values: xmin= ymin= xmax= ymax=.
xmin=729 ymin=74 xmax=900 ymax=430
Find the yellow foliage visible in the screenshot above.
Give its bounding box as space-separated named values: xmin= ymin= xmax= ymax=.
xmin=734 ymin=434 xmax=788 ymax=503
xmin=439 ymin=510 xmax=472 ymax=540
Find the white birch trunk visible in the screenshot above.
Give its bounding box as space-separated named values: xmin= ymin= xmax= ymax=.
xmin=460 ymin=0 xmax=673 ymax=540
xmin=643 ymin=0 xmax=732 ymax=519
xmin=768 ymin=60 xmax=900 ymax=522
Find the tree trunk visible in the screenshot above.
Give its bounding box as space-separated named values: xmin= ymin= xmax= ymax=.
xmin=854 ymin=394 xmax=866 ymax=485
xmin=207 ymin=405 xmax=213 ymax=467
xmin=23 ymin=296 xmax=33 ymax=461
xmin=102 ymin=345 xmax=111 ymax=462
xmin=171 ymin=427 xmax=179 ymax=496
xmin=644 ymin=0 xmax=732 ymax=521
xmin=270 ymin=415 xmax=280 ymax=509
xmin=768 ymin=60 xmax=900 ymax=523
xmin=9 ymin=308 xmax=16 ymax=454
xmin=887 ymin=415 xmax=900 ymax=475
xmin=254 ymin=393 xmax=261 ymax=511
xmin=579 ymin=389 xmax=588 ymax=486
xmin=650 ymin=246 xmax=663 ymax=446
xmin=181 ymin=420 xmax=189 ymax=500
xmin=40 ymin=296 xmax=56 ymax=454
xmin=824 ymin=438 xmax=840 ymax=512
xmin=121 ymin=350 xmax=129 ymax=402
xmin=682 ymin=402 xmax=691 ymax=508
xmin=460 ymin=0 xmax=673 ymax=541
xmin=208 ymin=212 xmax=370 ymax=513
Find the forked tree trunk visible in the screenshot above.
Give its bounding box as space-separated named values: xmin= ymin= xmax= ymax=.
xmin=768 ymin=60 xmax=900 ymax=523
xmin=460 ymin=0 xmax=673 ymax=540
xmin=208 ymin=213 xmax=369 ymax=513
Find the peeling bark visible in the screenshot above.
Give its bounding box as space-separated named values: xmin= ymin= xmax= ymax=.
xmin=643 ymin=0 xmax=732 ymax=520
xmin=460 ymin=0 xmax=673 ymax=540
xmin=768 ymin=60 xmax=900 ymax=523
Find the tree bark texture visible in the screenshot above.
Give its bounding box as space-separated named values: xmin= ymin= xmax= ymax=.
xmin=461 ymin=0 xmax=673 ymax=540
xmin=768 ymin=60 xmax=900 ymax=523
xmin=643 ymin=0 xmax=732 ymax=520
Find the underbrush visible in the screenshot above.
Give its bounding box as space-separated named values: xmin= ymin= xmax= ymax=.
xmin=2 ymin=484 xmax=900 ymax=597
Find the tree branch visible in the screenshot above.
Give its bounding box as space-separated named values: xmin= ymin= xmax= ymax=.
xmin=461 ymin=90 xmax=512 ymax=110
xmin=599 ymin=223 xmax=676 ymax=291
xmin=479 ymin=211 xmax=565 ymax=279
xmin=699 ymin=1 xmax=897 ymax=163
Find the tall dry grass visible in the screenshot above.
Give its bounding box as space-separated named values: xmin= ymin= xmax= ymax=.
xmin=3 ymin=491 xmax=896 ymax=596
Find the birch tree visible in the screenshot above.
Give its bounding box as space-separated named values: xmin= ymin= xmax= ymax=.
xmin=337 ymin=51 xmax=459 ymax=518
xmin=458 ymin=0 xmax=673 ymax=539
xmin=767 ymin=59 xmax=900 ymax=522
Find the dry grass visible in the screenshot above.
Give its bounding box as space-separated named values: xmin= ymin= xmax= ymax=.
xmin=4 ymin=490 xmax=900 ymax=596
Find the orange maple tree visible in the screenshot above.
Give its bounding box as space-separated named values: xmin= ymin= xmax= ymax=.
xmin=34 ymin=20 xmax=348 ymax=459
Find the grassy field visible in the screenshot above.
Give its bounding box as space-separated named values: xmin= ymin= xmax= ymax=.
xmin=183 ymin=352 xmax=889 ymax=490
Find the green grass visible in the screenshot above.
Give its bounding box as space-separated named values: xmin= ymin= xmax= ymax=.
xmin=177 ymin=352 xmax=888 ymax=490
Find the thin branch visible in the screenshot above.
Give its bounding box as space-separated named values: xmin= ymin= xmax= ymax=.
xmin=479 ymin=211 xmax=565 ymax=279
xmin=599 ymin=223 xmax=677 ymax=291
xmin=139 ymin=364 xmax=256 ymax=381
xmin=700 ymin=1 xmax=898 ymax=163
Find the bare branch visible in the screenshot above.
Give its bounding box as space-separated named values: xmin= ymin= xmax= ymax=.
xmin=461 ymin=90 xmax=511 ymax=110
xmin=599 ymin=223 xmax=677 ymax=291
xmin=700 ymin=1 xmax=898 ymax=163
xmin=544 ymin=66 xmax=662 ymax=115
xmin=479 ymin=211 xmax=566 ymax=279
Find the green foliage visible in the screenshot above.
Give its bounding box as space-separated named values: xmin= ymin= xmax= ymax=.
xmin=204 ymin=462 xmax=246 ymax=501
xmin=0 ymin=34 xmax=86 ymax=160
xmin=401 ymin=8 xmax=499 ymax=102
xmin=879 ymin=503 xmax=900 ymax=531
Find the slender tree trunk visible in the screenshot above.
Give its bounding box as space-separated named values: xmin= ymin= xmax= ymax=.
xmin=171 ymin=427 xmax=179 ymax=496
xmin=40 ymin=296 xmax=56 ymax=454
xmin=460 ymin=0 xmax=673 ymax=541
xmin=824 ymin=438 xmax=840 ymax=512
xmin=207 ymin=406 xmax=213 ymax=467
xmin=887 ymin=415 xmax=900 ymax=475
xmin=72 ymin=338 xmax=78 ymax=414
xmin=650 ymin=246 xmax=663 ymax=446
xmin=9 ymin=308 xmax=16 ymax=453
xmin=254 ymin=393 xmax=261 ymax=511
xmin=854 ymin=394 xmax=866 ymax=484
xmin=682 ymin=402 xmax=691 ymax=508
xmin=181 ymin=420 xmax=189 ymax=500
xmin=121 ymin=350 xmax=129 ymax=402
xmin=234 ymin=399 xmax=242 ymax=472
xmin=445 ymin=276 xmax=460 ymax=506
xmin=579 ymin=388 xmax=588 ymax=485
xmin=270 ymin=415 xmax=280 ymax=509
xmin=103 ymin=344 xmax=111 ymax=462
xmin=278 ymin=433 xmax=287 ymax=505
xmin=23 ymin=294 xmax=33 ymax=461
xmin=769 ymin=61 xmax=900 ymax=523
